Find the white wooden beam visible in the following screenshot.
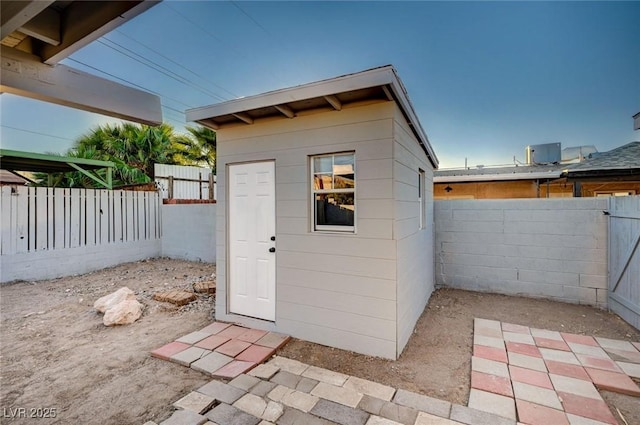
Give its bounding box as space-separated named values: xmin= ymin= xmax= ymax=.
xmin=19 ymin=7 xmax=61 ymax=46
xmin=40 ymin=1 xmax=160 ymax=65
xmin=324 ymin=95 xmax=342 ymax=111
xmin=1 ymin=1 xmax=55 ymax=40
xmin=274 ymin=104 xmax=295 ymax=118
xmin=0 ymin=47 xmax=162 ymax=125
xmin=232 ymin=113 xmax=254 ymax=125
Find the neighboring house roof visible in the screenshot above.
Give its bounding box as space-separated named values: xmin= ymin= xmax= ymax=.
xmin=633 ymin=112 xmax=640 ymax=130
xmin=186 ymin=65 xmax=439 ymax=168
xmin=434 ymin=164 xmax=564 ymax=183
xmin=0 ymin=169 xmax=28 ymax=185
xmin=564 ymin=141 xmax=640 ymax=177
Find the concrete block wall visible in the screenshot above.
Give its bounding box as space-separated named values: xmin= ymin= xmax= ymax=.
xmin=161 ymin=204 xmax=216 ymax=263
xmin=435 ymin=198 xmax=609 ymax=308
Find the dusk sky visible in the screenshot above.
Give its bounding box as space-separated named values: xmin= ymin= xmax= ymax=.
xmin=1 ymin=1 xmax=638 ymax=168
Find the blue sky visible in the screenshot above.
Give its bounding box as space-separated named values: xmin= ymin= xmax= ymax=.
xmin=1 ymin=1 xmax=638 ymax=168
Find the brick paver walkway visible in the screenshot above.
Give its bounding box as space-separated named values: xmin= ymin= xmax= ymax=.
xmin=147 ymin=319 xmax=640 ymax=425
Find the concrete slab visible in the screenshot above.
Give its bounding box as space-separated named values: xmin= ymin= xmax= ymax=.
xmin=449 ymin=404 xmax=516 ymax=425
xmin=502 ymin=332 xmax=535 ymax=345
xmin=197 ymin=379 xmax=246 ymax=404
xmin=544 ymin=360 xmax=591 ymax=381
xmin=277 ymin=407 xmax=334 ymax=425
xmin=310 ymin=399 xmax=370 ymax=425
xmin=255 ymin=332 xmax=291 ymax=350
xmin=473 ymin=335 xmax=505 ymax=349
xmin=173 ymin=391 xmax=215 ymax=414
xmin=534 ymin=337 xmax=571 ymax=352
xmin=565 ymin=413 xmax=612 ymax=425
xmin=233 ymin=393 xmax=268 ymax=418
xmin=512 ymin=381 xmax=562 ymax=410
xmin=191 ymin=351 xmax=234 ymax=375
xmin=236 ymin=345 xmax=275 ymax=364
xmin=302 ymin=366 xmax=349 ymax=386
xmin=268 ymin=356 xmax=308 ymax=375
xmin=215 ymin=339 xmax=252 ymax=357
xmin=575 ymin=354 xmax=622 ymax=373
xmin=365 ymin=415 xmax=403 ymax=425
xmin=507 ymin=352 xmax=547 ymax=372
xmin=467 ymin=389 xmax=515 ymax=420
xmin=262 ymin=401 xmax=284 ymax=422
xmin=585 ymin=367 xmax=640 ymax=396
xmin=556 ymin=392 xmax=617 ymax=425
xmin=470 ymin=371 xmax=513 ymax=397
xmin=501 ymin=323 xmax=530 ymax=334
xmin=378 ymin=401 xmax=419 ymax=425
xmin=561 ymin=333 xmax=598 ymax=347
xmin=594 ymin=337 xmax=637 ymax=352
xmin=566 ymin=343 xmax=609 ymax=359
xmin=151 ymin=341 xmax=191 ymax=361
xmin=473 ymin=345 xmax=508 ymax=363
xmin=270 ymin=370 xmax=302 ymax=389
xmin=508 ymin=365 xmax=553 ymax=389
xmin=530 ymin=328 xmax=563 ymax=341
xmin=200 ymin=322 xmax=232 ymax=335
xmin=616 ymin=361 xmax=640 ymax=378
xmin=344 ymin=376 xmax=396 ymax=401
xmin=213 ymin=360 xmax=257 ymax=379
xmin=549 ymin=374 xmax=601 ymax=400
xmin=311 ymin=382 xmax=363 ymax=408
xmin=206 ymin=403 xmax=261 ymax=425
xmin=295 ymin=377 xmax=319 ymax=393
xmin=237 ymin=329 xmax=269 ymax=343
xmin=281 ymin=389 xmax=320 ymax=413
xmin=171 ymin=346 xmax=210 ymax=367
xmin=218 ymin=325 xmax=251 ymax=339
xmin=194 ymin=334 xmax=230 ymax=351
xmin=414 ymin=411 xmax=462 ymax=425
xmin=176 ymin=331 xmax=211 ymax=345
xmin=229 ymin=374 xmax=262 ymax=392
xmin=471 ymin=356 xmax=510 ymax=378
xmin=392 ymin=389 xmax=451 ymax=418
xmin=250 ymin=380 xmax=278 ymax=397
xmin=505 ymin=342 xmax=541 ymax=358
xmin=159 ymin=409 xmax=208 ymax=425
xmin=249 ymin=363 xmax=280 ymax=380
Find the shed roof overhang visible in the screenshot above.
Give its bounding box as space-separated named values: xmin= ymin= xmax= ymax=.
xmin=186 ymin=65 xmax=439 ymax=168
xmin=0 ymin=1 xmax=162 ymax=125
xmin=434 ymin=171 xmax=563 ymax=183
xmin=0 ymin=149 xmax=115 ymax=188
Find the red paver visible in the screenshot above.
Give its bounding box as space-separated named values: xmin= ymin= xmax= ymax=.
xmin=200 ymin=322 xmax=232 ymax=335
xmin=544 ymin=360 xmax=591 ymax=381
xmin=474 ymin=345 xmax=508 ymax=363
xmin=255 ymin=332 xmax=291 ymax=349
xmin=557 ymin=391 xmax=617 ymax=425
xmin=217 ymin=325 xmax=249 ymax=339
xmin=212 ymin=360 xmax=257 ymax=379
xmin=150 ymin=341 xmax=191 ymax=361
xmin=561 ymin=333 xmax=598 ymax=347
xmin=195 ymin=334 xmax=230 ymax=350
xmin=515 ymin=399 xmax=569 ymax=425
xmin=506 ymin=341 xmax=542 ymax=358
xmin=534 ymin=337 xmax=571 ymax=352
xmin=576 ymin=354 xmax=623 ymax=373
xmin=502 ymin=323 xmax=530 ymax=334
xmin=215 ymin=339 xmax=252 ymax=357
xmin=509 ymin=365 xmax=553 ymax=389
xmin=236 ymin=344 xmax=275 ymax=363
xmin=471 ymin=371 xmax=513 ymax=397
xmin=585 ymin=367 xmax=640 ymax=396
xmin=237 ymin=328 xmax=269 ymax=343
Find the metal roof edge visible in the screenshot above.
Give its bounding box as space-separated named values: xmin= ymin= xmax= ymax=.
xmin=434 ymin=171 xmax=563 ymax=183
xmin=0 ymin=149 xmax=115 ymax=169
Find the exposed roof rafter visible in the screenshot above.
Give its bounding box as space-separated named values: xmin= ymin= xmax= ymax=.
xmin=232 ymin=112 xmax=254 ymax=125
xmin=274 ymin=104 xmax=295 ymax=118
xmin=323 ymin=95 xmax=342 ymax=111
xmin=0 ymin=1 xmax=55 ymax=40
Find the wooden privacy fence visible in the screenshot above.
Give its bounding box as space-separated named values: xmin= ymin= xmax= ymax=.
xmin=0 ymin=186 xmax=161 ymax=255
xmin=154 ymin=164 xmax=216 ymax=200
xmin=608 ymin=195 xmax=640 ymax=330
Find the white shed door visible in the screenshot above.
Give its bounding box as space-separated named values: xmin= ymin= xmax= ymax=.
xmin=228 ymin=161 xmax=276 ymax=321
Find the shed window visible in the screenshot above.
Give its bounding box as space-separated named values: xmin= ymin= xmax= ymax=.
xmin=311 ymin=153 xmax=355 ymax=231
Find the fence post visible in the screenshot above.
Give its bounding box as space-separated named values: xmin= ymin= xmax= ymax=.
xmin=199 ymin=172 xmax=203 ymax=200
xmin=168 ymin=175 xmax=174 ymax=199
xmin=208 ymin=173 xmax=215 ymax=200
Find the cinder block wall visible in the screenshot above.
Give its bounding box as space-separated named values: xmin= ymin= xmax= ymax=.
xmin=161 ymin=204 xmax=216 ymax=263
xmin=434 ymin=198 xmax=609 ymax=308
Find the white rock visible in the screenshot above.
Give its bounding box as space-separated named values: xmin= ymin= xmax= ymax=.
xmin=94 ymin=287 xmax=136 ymax=313
xmin=103 ymin=299 xmax=143 ymax=326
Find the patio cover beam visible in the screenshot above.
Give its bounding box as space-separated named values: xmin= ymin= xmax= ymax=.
xmin=67 ymin=163 xmax=112 ymax=189
xmin=0 ymin=1 xmax=55 ymax=40
xmin=0 ymin=47 xmax=163 ymax=125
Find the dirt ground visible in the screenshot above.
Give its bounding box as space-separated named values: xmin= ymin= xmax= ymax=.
xmin=1 ymin=259 xmax=639 ymax=425
xmin=281 ymin=288 xmax=640 ymax=425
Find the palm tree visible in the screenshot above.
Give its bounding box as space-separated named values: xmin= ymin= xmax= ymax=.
xmin=172 ymin=126 xmax=217 ymax=172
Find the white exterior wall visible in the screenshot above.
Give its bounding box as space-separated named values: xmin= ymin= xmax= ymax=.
xmin=162 ymin=204 xmax=216 ymax=263
xmin=435 ymin=198 xmax=609 ymax=308
xmin=216 ymin=102 xmax=399 ymax=359
xmin=393 ymin=107 xmax=436 ymax=355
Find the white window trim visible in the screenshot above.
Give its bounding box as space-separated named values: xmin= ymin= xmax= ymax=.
xmin=311 ymin=152 xmax=356 ymax=233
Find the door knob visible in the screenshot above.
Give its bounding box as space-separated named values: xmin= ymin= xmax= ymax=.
xmin=270 ymin=236 xmax=276 ymax=241
xmin=269 ymin=247 xmax=276 ymax=253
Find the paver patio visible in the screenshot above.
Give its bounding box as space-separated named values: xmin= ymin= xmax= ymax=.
xmin=148 ymin=319 xmax=640 ymax=425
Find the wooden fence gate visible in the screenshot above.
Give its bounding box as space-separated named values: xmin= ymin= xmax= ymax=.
xmin=608 ymin=196 xmax=640 ymax=330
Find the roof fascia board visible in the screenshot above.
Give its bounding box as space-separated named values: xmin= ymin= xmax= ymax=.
xmin=40 ymin=1 xmax=161 ymax=65
xmin=187 ymin=66 xmax=397 ymax=122
xmin=0 ymin=47 xmax=162 ymax=125
xmin=0 ymin=149 xmax=115 ymax=169
xmin=1 ymin=0 xmax=55 ymax=40
xmin=434 ymin=172 xmax=563 ymax=183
